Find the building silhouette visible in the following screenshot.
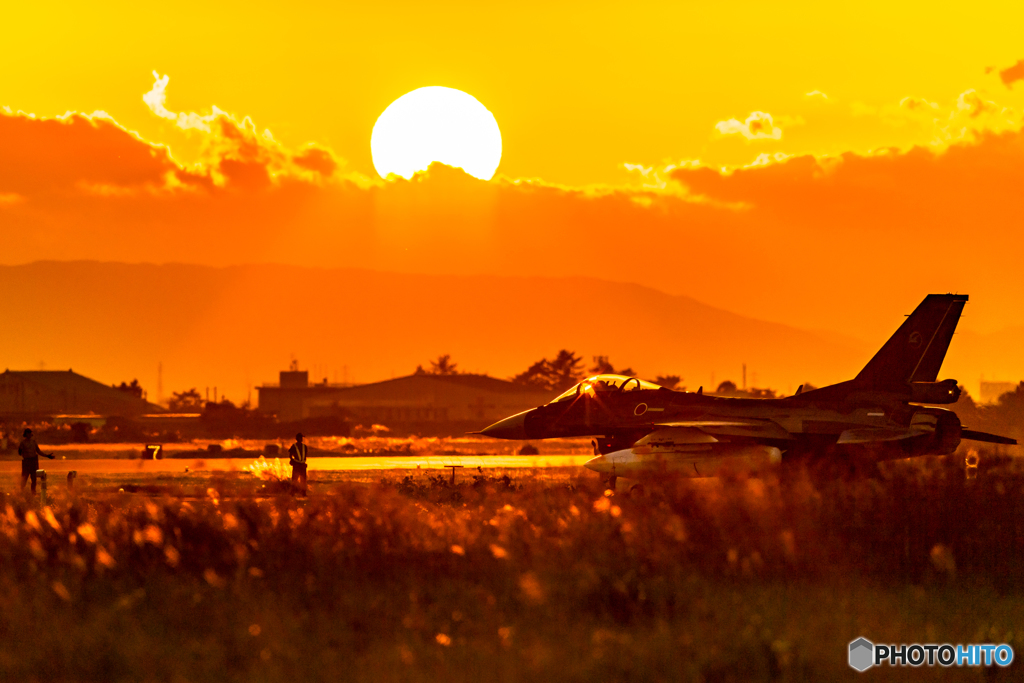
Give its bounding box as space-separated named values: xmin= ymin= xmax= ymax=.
xmin=0 ymin=369 xmax=162 ymax=418
xmin=257 ymin=369 xmax=555 ymax=426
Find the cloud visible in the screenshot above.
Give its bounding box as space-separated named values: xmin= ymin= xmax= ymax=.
xmin=714 ymin=111 xmax=782 ymax=140
xmin=999 ymin=59 xmax=1024 ymax=88
xmin=292 ymin=147 xmax=339 ymax=176
xmin=0 ymin=110 xmax=189 ymax=196
xmin=3 ymin=91 xmax=1024 ymax=343
xmin=805 ymin=90 xmax=829 ymax=100
xmin=956 ymin=89 xmax=1001 ymax=118
xmin=899 ymin=96 xmax=939 ymax=112
xmin=0 ymin=74 xmax=353 ymax=203
xmin=143 ymin=71 xmax=224 ymax=132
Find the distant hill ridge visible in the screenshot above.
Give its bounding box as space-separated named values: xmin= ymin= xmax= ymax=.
xmin=0 ymin=261 xmax=873 ymax=404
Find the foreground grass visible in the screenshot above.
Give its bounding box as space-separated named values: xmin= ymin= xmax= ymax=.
xmin=0 ymin=456 xmax=1022 ymax=682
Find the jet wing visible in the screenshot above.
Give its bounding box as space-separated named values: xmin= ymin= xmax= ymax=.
xmin=836 ymin=427 xmax=923 ymax=445
xmin=654 ymin=419 xmax=792 ymax=440
xmin=961 ymin=429 xmax=1018 ymax=445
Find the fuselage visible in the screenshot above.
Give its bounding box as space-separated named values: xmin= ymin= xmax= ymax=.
xmin=480 ymin=375 xmax=964 ymax=479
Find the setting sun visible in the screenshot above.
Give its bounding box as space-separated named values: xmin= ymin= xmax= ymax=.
xmin=370 ymin=86 xmax=502 ymax=181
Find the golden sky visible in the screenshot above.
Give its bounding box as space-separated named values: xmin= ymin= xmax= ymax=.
xmin=4 ymin=1 xmax=1023 ymax=184
xmin=3 ymin=1 xmax=1024 ymax=393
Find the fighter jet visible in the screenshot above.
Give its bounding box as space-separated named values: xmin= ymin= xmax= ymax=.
xmin=480 ymin=294 xmax=1015 ymax=485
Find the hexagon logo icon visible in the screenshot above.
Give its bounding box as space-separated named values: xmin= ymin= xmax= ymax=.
xmin=849 ymin=637 xmax=874 ymax=672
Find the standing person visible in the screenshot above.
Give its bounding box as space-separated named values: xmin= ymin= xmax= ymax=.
xmin=19 ymin=429 xmax=54 ymax=493
xmin=288 ymin=433 xmax=308 ymax=494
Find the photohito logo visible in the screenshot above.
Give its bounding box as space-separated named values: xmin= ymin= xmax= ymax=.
xmin=849 ymin=637 xmax=1014 ymax=671
xmin=849 ymin=638 xmax=874 ymax=671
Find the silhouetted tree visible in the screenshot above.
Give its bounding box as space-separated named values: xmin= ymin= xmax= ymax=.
xmin=715 ymin=380 xmax=738 ymax=395
xmin=168 ymin=388 xmax=204 ymax=412
xmin=114 ymin=379 xmax=144 ymax=399
xmin=653 ymin=375 xmax=682 ymax=390
xmin=429 ymin=354 xmax=459 ymax=375
xmin=995 ymin=382 xmax=1024 ymax=411
xmin=415 ymin=355 xmax=460 ymax=375
xmin=589 ymin=356 xmax=635 ymax=377
xmin=513 ymin=350 xmax=585 ymax=392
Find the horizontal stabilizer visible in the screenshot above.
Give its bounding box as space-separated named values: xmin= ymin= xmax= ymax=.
xmin=961 ymin=429 xmax=1017 ymax=445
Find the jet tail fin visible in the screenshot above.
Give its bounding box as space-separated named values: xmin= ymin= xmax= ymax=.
xmin=855 ymin=294 xmax=968 ymax=388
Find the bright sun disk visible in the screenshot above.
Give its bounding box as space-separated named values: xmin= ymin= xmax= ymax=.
xmin=371 ymin=87 xmax=502 ymax=181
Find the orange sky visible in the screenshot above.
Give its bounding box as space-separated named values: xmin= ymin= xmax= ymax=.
xmin=2 ymin=1 xmax=1024 ymax=394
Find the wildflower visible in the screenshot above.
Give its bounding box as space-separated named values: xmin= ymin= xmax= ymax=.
xmin=498 ymin=627 xmax=513 ymax=648
xmin=164 ymin=546 xmax=180 ymax=567
xmin=41 ymin=507 xmax=61 ymax=532
xmin=51 ymin=581 xmax=71 ymax=602
xmin=779 ymin=529 xmax=796 ymax=561
xmin=76 ymin=523 xmax=97 ymax=544
xmin=28 ymin=538 xmax=46 ymax=561
xmin=24 ymin=510 xmax=42 ymax=533
xmin=96 ymin=547 xmax=116 ymax=569
xmin=489 ymin=544 xmax=508 ymax=559
xmin=134 ymin=525 xmax=163 ymax=546
xmin=450 ymin=544 xmax=465 ymax=555
xmin=519 ymin=572 xmax=546 ymax=605
xmin=435 ymin=633 xmax=451 ymax=646
xmin=204 ymin=568 xmax=227 ymax=588
xmin=930 ymin=544 xmax=956 ymax=578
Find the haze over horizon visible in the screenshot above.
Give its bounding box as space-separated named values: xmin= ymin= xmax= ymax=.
xmin=0 ymin=261 xmax=1018 ymax=406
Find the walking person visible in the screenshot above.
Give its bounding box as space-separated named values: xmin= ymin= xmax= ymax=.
xmin=18 ymin=429 xmax=54 ymax=493
xmin=288 ymin=433 xmax=308 ymax=494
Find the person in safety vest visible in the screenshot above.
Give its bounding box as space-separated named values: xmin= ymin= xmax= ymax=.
xmin=18 ymin=428 xmax=54 ymax=493
xmin=288 ymin=433 xmax=308 ymax=493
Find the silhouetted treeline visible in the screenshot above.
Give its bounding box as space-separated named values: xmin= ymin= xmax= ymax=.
xmin=952 ymin=383 xmax=1024 ymax=446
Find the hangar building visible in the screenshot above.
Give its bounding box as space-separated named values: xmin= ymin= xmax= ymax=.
xmin=0 ymin=369 xmax=161 ymax=418
xmin=256 ymin=370 xmax=555 ymax=427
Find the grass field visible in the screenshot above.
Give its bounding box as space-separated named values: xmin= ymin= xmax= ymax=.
xmin=0 ymin=453 xmax=1021 ymax=682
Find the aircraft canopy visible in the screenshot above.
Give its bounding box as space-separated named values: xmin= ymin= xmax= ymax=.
xmin=550 ymin=375 xmax=663 ymax=403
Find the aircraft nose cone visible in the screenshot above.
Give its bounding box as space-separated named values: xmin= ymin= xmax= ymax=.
xmin=480 ymin=409 xmax=531 ymax=440
xmin=585 ymin=453 xmax=612 ymax=473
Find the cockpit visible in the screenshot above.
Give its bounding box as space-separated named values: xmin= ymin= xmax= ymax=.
xmin=549 ymin=375 xmax=664 ymax=404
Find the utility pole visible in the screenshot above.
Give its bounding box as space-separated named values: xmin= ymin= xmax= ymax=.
xmin=157 ymin=362 xmax=163 ymax=405
xmin=742 ymin=364 xmax=747 ymax=391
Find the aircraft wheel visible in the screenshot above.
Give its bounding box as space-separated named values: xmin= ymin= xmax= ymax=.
xmin=629 ymin=483 xmax=645 ymax=497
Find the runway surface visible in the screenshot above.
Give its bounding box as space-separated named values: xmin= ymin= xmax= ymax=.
xmin=0 ymin=454 xmax=593 ymax=474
